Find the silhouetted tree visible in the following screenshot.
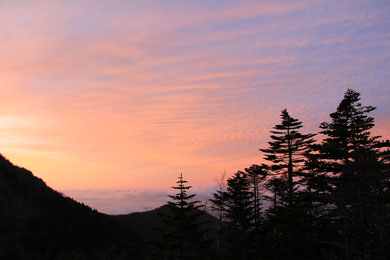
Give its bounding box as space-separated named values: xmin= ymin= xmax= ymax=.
xmin=310 ymin=89 xmax=390 ymax=259
xmin=222 ymin=171 xmax=253 ymax=260
xmin=260 ymin=109 xmax=315 ymax=205
xmin=245 ymin=165 xmax=267 ymax=232
xmin=259 ymin=109 xmax=318 ymax=259
xmin=157 ymin=173 xmax=211 ymax=260
xmin=244 ymin=165 xmax=267 ymax=260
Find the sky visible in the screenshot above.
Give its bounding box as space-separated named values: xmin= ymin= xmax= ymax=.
xmin=0 ymin=0 xmax=389 ymax=214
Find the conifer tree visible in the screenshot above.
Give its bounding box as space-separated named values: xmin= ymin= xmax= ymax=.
xmin=222 ymin=171 xmax=253 ymax=260
xmin=245 ymin=165 xmax=267 ymax=260
xmin=260 ymin=109 xmax=315 ymax=205
xmin=244 ymin=165 xmax=266 ymax=232
xmin=157 ymin=173 xmax=211 ymax=260
xmin=210 ymin=168 xmax=267 ymax=260
xmin=259 ymin=109 xmax=317 ymax=259
xmin=310 ymin=89 xmax=390 ymax=259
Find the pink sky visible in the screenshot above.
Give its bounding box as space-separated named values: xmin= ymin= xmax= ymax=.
xmin=1 ymin=1 xmax=389 ymax=213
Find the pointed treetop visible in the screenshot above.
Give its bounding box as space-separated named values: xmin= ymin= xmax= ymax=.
xmin=320 ymin=89 xmax=376 ymax=138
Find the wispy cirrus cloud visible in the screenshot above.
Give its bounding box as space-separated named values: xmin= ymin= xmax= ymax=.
xmin=0 ymin=1 xmax=389 ymax=212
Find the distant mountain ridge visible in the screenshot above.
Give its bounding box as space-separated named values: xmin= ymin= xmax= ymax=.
xmin=0 ymin=154 xmax=220 ymax=259
xmin=113 ymin=204 xmax=218 ymax=243
xmin=0 ymin=154 xmax=145 ymax=260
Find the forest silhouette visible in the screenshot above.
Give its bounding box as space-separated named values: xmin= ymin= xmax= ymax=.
xmin=1 ymin=89 xmax=389 ymax=259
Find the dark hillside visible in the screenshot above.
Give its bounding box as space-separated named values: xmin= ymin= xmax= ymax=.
xmin=0 ymin=154 xmax=145 ymax=260
xmin=113 ymin=204 xmax=218 ymax=243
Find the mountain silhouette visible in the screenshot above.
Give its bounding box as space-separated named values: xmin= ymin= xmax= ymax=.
xmin=0 ymin=154 xmax=145 ymax=260
xmin=114 ymin=204 xmax=218 ymax=243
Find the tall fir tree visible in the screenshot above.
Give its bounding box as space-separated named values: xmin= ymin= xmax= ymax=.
xmin=244 ymin=165 xmax=267 ymax=260
xmin=244 ymin=165 xmax=267 ymax=234
xmin=156 ymin=173 xmax=211 ymax=260
xmin=210 ymin=168 xmax=267 ymax=260
xmin=222 ymin=171 xmax=253 ymax=260
xmin=259 ymin=109 xmax=317 ymax=259
xmin=260 ymin=109 xmax=315 ymax=205
xmin=310 ymin=89 xmax=390 ymax=259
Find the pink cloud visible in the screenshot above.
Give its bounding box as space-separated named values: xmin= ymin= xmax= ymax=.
xmin=0 ymin=0 xmax=388 ymax=197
